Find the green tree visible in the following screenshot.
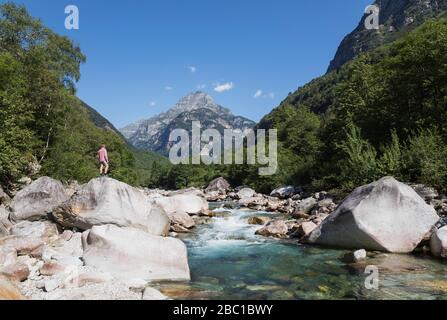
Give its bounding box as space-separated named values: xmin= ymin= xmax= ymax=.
xmin=0 ymin=3 xmax=85 ymax=186
xmin=401 ymin=129 xmax=447 ymax=190
xmin=0 ymin=52 xmax=36 ymax=184
xmin=337 ymin=124 xmax=379 ymax=189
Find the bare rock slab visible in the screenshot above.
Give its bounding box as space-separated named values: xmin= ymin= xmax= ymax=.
xmin=154 ymin=194 xmax=208 ymax=216
xmin=53 ymin=177 xmax=170 ymax=236
xmin=82 ymin=225 xmax=190 ymax=282
xmin=10 ymin=177 xmax=69 ymax=221
xmin=307 ymin=177 xmax=439 ymax=253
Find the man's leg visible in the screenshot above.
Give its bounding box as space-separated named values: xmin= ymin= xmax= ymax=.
xmin=100 ymin=163 xmax=104 ymax=175
xmin=104 ymin=162 xmax=109 ymax=175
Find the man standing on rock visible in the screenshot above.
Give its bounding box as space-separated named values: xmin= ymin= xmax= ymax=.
xmin=97 ymin=144 xmax=109 ymax=176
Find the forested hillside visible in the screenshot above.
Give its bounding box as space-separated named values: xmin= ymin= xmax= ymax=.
xmin=257 ymin=16 xmax=447 ymax=194
xmin=153 ymin=15 xmax=447 ymax=194
xmin=327 ymin=0 xmax=447 ymax=72
xmin=0 ymin=3 xmax=166 ymax=189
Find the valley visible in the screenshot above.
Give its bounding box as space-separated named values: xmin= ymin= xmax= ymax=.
xmin=1 ymin=0 xmax=447 ymax=302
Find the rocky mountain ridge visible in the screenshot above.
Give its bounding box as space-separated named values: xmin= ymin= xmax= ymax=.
xmin=120 ymin=92 xmax=255 ymax=156
xmin=328 ymin=0 xmax=447 ymax=72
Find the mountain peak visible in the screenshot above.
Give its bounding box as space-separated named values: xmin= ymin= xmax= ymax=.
xmin=120 ymin=93 xmax=255 ymax=155
xmin=173 ymin=91 xmax=217 ymax=113
xmin=190 ymin=90 xmax=207 ymax=96
xmin=183 ymin=91 xmax=209 ymax=99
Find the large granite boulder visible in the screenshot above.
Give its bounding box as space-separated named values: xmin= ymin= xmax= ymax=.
xmin=298 ymin=222 xmax=318 ymax=237
xmin=237 ymin=188 xmax=256 ymax=199
xmin=430 ymin=226 xmax=447 ymax=258
xmin=292 ymin=197 xmax=317 ymax=218
xmin=270 ymin=186 xmax=296 ymax=199
xmin=82 ymin=225 xmax=190 ymax=282
xmin=205 ymin=177 xmax=231 ymax=194
xmin=307 ymin=177 xmax=439 ymax=253
xmin=53 ymin=178 xmax=170 ymax=236
xmin=10 ymin=177 xmax=69 ymax=222
xmin=255 ymin=220 xmax=288 ymax=238
xmin=167 ymin=211 xmax=195 ymax=229
xmin=153 ymin=194 xmax=208 ymax=216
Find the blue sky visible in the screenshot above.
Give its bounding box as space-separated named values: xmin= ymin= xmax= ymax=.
xmin=5 ymin=0 xmax=372 ymax=128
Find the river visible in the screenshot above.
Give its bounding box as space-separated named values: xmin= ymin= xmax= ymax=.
xmin=154 ymin=204 xmax=447 ymax=300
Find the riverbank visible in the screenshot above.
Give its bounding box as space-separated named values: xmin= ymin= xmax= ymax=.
xmin=156 ymin=206 xmax=447 ymax=300
xmin=202 ymin=177 xmax=447 ymax=250
xmin=0 ymin=175 xmax=446 ymax=300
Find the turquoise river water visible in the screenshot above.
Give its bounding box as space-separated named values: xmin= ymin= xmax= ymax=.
xmin=154 ymin=205 xmax=447 ymax=300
